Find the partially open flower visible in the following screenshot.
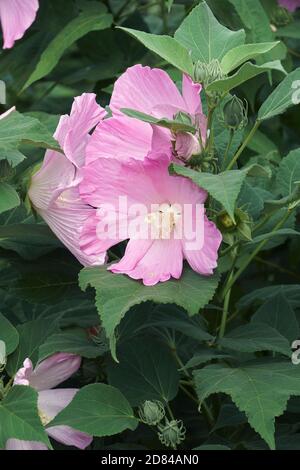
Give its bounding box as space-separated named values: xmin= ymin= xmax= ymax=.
xmin=6 ymin=353 xmax=92 ymax=450
xmin=28 ymin=93 xmax=107 ymax=267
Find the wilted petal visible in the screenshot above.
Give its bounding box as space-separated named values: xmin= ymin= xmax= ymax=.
xmin=0 ymin=0 xmax=39 ymax=49
xmin=175 ymin=132 xmax=201 ymax=160
xmin=55 ymin=93 xmax=106 ymax=168
xmin=14 ymin=358 xmax=34 ymax=386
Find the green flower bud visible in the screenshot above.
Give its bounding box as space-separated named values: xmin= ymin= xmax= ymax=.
xmin=0 ymin=160 xmax=15 ymax=182
xmin=223 ymin=95 xmax=248 ymax=131
xmin=194 ymin=59 xmax=225 ymax=86
xmin=217 ymin=208 xmax=252 ymax=242
xmin=272 ymin=7 xmax=292 ymax=27
xmin=174 ymin=111 xmax=193 ymax=126
xmin=139 ymin=400 xmax=165 ymax=426
xmin=158 ymin=419 xmax=186 ymax=449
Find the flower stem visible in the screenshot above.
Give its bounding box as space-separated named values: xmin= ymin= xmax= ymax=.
xmin=226 ymin=120 xmax=260 ymax=170
xmin=222 ymin=209 xmax=292 ymax=298
xmin=222 ymin=129 xmax=235 ymax=170
xmin=219 ymin=274 xmax=233 ymax=339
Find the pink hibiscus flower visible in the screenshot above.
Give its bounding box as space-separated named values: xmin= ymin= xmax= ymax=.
xmin=28 ymin=93 xmax=107 ymax=267
xmin=80 ymin=155 xmax=222 ymax=286
xmin=279 ymin=0 xmax=300 ymax=11
xmin=6 ymin=353 xmax=92 ymax=450
xmin=0 ymin=0 xmax=39 ymax=49
xmin=86 ymin=65 xmax=207 ymax=165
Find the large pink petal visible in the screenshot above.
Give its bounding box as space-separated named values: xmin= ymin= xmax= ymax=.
xmin=55 ymin=93 xmax=106 ymax=168
xmin=86 ymin=115 xmax=153 ymax=165
xmin=108 ymin=238 xmax=154 ymax=273
xmin=111 ymin=239 xmax=183 ymax=286
xmin=30 ymin=353 xmax=81 ymax=391
xmin=183 ymin=216 xmax=222 ymax=275
xmin=37 ymin=186 xmax=106 ymax=266
xmin=38 ymin=389 xmax=78 ymax=421
xmin=46 ymin=426 xmax=92 ymax=450
xmin=80 ymin=156 xmax=162 ymax=209
xmin=0 ymin=0 xmax=39 ymax=49
xmin=28 ymin=150 xmax=76 ymax=210
xmin=5 ymin=439 xmax=47 ymax=450
xmin=110 ymin=64 xmax=186 ymax=119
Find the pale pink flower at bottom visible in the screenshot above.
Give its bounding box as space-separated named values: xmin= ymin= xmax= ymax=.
xmin=279 ymin=0 xmax=300 ymax=11
xmin=28 ymin=93 xmax=107 ymax=267
xmin=80 ymin=155 xmax=222 ymax=286
xmin=6 ymin=353 xmax=92 ymax=450
xmin=0 ymin=0 xmax=39 ymax=49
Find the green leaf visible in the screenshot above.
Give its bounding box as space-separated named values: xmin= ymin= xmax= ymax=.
xmin=121 ymin=108 xmax=196 ymax=133
xmin=0 ymin=184 xmax=20 ymax=215
xmin=23 ymin=4 xmax=112 ymax=90
xmin=0 ymin=313 xmax=19 ymax=355
xmin=118 ymin=28 xmax=193 ymax=75
xmin=194 ymin=444 xmax=231 ymax=450
xmin=79 ymin=266 xmax=220 ymax=360
xmin=276 ymin=21 xmax=300 ymax=39
xmin=194 ymin=360 xmax=300 ymax=449
xmin=238 ymin=285 xmax=300 ymax=310
xmin=0 ymin=149 xmax=25 ymax=168
xmin=170 ymin=164 xmax=262 ymax=221
xmin=50 ymin=383 xmax=138 ymax=437
xmin=276 ymin=149 xmax=300 ymax=197
xmin=248 ymin=228 xmax=300 ymax=245
xmin=258 ymin=68 xmax=300 ymax=121
xmin=6 ymin=318 xmax=59 ymax=375
xmin=0 ymin=224 xmax=62 ymax=260
xmin=39 ymin=328 xmax=103 ymax=361
xmin=221 ymin=42 xmax=280 ymax=74
xmin=219 ymin=323 xmax=291 ymax=356
xmin=207 ymin=61 xmax=286 ymax=94
xmin=174 ymin=2 xmax=245 ymax=63
xmin=0 ymin=110 xmax=60 ymax=153
xmin=252 ymin=292 xmax=299 ymax=343
xmin=184 ymin=348 xmax=232 ymax=369
xmin=107 ymin=338 xmax=179 ymax=406
xmin=0 ymin=385 xmax=50 ymax=449
xmin=228 ymin=0 xmax=273 ymax=44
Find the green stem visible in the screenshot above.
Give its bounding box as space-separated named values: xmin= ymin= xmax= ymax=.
xmin=222 ymin=209 xmax=292 ymax=297
xmin=226 ymin=120 xmax=260 ymax=170
xmin=219 ymin=277 xmax=232 ymax=339
xmin=222 ymin=129 xmax=234 ymax=170
xmin=206 ymin=103 xmax=216 ymax=156
xmin=161 ymin=0 xmax=168 ymax=34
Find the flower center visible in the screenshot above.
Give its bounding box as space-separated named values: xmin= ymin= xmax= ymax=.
xmin=39 ymin=408 xmax=52 ymax=426
xmin=146 ymin=203 xmax=181 ymax=239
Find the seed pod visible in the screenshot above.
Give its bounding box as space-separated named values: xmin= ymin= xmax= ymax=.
xmin=139 ymin=400 xmax=165 ymax=426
